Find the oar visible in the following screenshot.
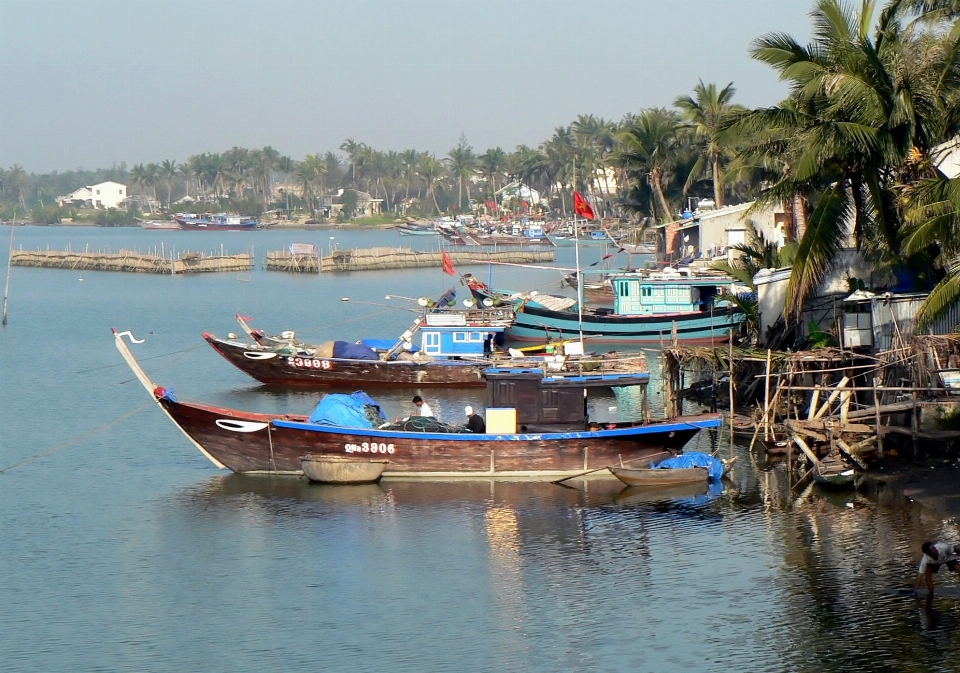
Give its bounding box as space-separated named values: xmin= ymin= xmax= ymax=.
xmin=551 ymin=450 xmax=672 ymax=486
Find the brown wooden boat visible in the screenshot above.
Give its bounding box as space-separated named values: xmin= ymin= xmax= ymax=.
xmin=609 ymin=465 xmax=710 ymax=487
xmin=115 ymin=329 xmax=722 ymax=478
xmin=609 ymin=456 xmax=736 ymax=487
xmin=205 ymin=333 xmax=490 ymax=387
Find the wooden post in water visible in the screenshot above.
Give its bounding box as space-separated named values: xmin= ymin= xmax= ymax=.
xmin=873 ymin=377 xmax=883 ymax=457
xmin=2 ymin=221 xmax=13 ymax=325
xmin=728 ymin=329 xmax=735 ymax=451
xmin=763 ymin=348 xmax=772 ymax=440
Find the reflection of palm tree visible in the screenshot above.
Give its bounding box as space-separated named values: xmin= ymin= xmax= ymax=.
xmin=674 ymin=80 xmax=739 ymax=207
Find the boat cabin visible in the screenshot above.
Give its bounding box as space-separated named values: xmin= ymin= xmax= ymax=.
xmin=419 ymin=311 xmax=509 ymax=358
xmin=484 ymin=367 xmax=650 ymax=433
xmin=611 ymin=274 xmax=735 ymax=316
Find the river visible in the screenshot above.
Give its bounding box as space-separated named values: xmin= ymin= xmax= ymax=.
xmin=1 ymin=225 xmax=958 ymax=672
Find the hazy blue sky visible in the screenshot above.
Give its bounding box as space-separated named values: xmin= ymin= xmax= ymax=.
xmin=1 ymin=0 xmax=813 ymax=172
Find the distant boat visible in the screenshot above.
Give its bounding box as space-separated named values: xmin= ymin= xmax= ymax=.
xmin=396 ymin=222 xmax=438 ymax=236
xmin=138 ymin=219 xmax=180 ymax=230
xmin=174 ymin=213 xmax=259 ymax=230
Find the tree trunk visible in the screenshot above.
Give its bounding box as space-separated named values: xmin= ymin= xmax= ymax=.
xmin=712 ymin=155 xmax=724 ymax=208
xmin=651 ymin=172 xmax=671 ymax=224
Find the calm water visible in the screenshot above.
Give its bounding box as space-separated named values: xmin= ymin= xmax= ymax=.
xmin=2 ymin=226 xmax=959 ymax=672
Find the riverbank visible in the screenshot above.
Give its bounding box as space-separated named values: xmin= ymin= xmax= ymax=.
xmin=867 ymin=461 xmax=960 ymax=522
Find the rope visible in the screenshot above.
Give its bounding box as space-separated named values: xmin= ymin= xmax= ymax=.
xmin=0 ymin=401 xmax=153 ymax=474
xmin=76 ymin=344 xmax=207 ymax=374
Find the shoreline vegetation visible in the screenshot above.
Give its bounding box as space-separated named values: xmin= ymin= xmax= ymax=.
xmin=3 ymin=0 xmax=960 ymax=507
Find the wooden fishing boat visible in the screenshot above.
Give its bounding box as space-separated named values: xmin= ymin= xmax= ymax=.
xmin=506 ymin=271 xmax=746 ymax=345
xmin=115 ymin=329 xmax=722 ymax=477
xmin=206 ymin=306 xmax=513 ymax=387
xmin=301 ymin=455 xmax=389 ymax=484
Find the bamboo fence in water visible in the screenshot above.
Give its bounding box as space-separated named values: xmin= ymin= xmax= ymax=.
xmin=10 ymin=245 xmax=253 ymax=274
xmin=276 ymin=246 xmax=558 ymax=273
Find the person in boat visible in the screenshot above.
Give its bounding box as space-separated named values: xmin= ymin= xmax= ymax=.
xmin=464 ymin=406 xmax=485 ymax=433
xmin=483 ymin=333 xmax=493 ymax=358
xmin=412 ymin=395 xmax=434 ymax=417
xmin=913 ymin=541 xmax=960 ymax=594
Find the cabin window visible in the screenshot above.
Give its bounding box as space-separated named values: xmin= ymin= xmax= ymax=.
xmin=642 ymin=286 xmax=652 ymax=297
xmin=453 ymin=332 xmax=482 ymax=343
xmin=424 ymin=332 xmax=441 ymax=353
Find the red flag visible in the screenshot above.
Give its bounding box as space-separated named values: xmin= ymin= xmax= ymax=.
xmin=441 ymin=251 xmax=457 ymax=276
xmin=573 ymin=191 xmax=595 ymax=220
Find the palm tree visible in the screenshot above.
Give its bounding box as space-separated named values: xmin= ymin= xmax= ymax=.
xmin=617 ymin=108 xmax=682 ymax=223
xmin=340 ymin=138 xmax=365 ymax=185
xmin=446 ymin=135 xmax=477 ymax=212
xmin=674 ymin=80 xmax=740 ymax=207
xmin=418 ymin=154 xmax=444 ymax=214
xmin=160 ymin=160 xmax=178 ymax=208
xmin=732 ymin=0 xmax=959 ymax=320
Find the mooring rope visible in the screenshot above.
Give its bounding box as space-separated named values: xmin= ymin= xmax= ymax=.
xmin=0 ymin=401 xmax=153 ymax=474
xmin=76 ymin=344 xmax=207 ymax=374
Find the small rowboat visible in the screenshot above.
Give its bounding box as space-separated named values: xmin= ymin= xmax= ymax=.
xmin=813 ymin=466 xmax=857 ymax=487
xmin=609 ymin=456 xmax=736 ymax=488
xmin=301 ymin=455 xmax=389 ymax=484
xmin=609 ymin=465 xmax=709 ymax=487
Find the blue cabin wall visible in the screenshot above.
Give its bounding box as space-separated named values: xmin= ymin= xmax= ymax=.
xmin=421 ymin=327 xmax=503 ymax=356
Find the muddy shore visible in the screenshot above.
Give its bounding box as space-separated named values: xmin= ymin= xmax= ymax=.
xmin=867 ymin=461 xmax=960 ymax=522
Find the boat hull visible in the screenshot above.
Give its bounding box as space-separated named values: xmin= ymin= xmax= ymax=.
xmin=205 ymin=335 xmax=487 ymax=387
xmin=506 ymin=303 xmax=744 ymax=344
xmin=609 ymin=466 xmax=709 ymax=487
xmin=157 ymin=393 xmax=720 ymax=476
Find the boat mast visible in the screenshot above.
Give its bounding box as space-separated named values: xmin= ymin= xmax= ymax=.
xmin=2 ymin=212 xmax=14 ymax=326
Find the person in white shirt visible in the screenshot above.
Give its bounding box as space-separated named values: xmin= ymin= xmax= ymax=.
xmin=412 ymin=396 xmax=433 ymax=417
xmin=913 ymin=541 xmax=960 ymax=594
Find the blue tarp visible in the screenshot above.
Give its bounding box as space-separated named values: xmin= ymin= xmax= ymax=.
xmin=655 ymin=451 xmax=725 ymax=481
xmin=359 ymin=338 xmax=419 ymax=352
xmin=307 ymin=392 xmax=385 ymax=427
xmin=332 ymin=341 xmax=379 ymax=360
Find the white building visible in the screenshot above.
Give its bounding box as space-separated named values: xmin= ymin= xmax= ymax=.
xmin=57 ymin=186 xmax=92 ymax=206
xmin=89 ymin=181 xmax=127 ymax=209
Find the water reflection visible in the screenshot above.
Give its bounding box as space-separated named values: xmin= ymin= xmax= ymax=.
xmin=162 ymin=446 xmax=960 ymax=672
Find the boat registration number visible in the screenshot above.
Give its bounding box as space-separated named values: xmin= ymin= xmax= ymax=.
xmin=287 ymin=357 xmax=332 ymax=369
xmin=345 ymin=442 xmax=395 ymax=454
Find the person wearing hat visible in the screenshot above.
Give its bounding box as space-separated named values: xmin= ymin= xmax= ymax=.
xmin=464 ymin=405 xmax=485 ymax=433
xmin=412 ymin=395 xmax=433 ymax=417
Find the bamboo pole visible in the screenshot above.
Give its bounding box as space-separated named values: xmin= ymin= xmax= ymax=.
xmin=763 ymin=349 xmax=772 ymax=440
xmin=2 ymin=220 xmax=13 ymax=325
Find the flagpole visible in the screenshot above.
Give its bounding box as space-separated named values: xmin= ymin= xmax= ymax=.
xmin=573 ymin=157 xmax=585 ymax=360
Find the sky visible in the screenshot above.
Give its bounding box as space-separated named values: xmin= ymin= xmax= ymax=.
xmin=0 ymin=0 xmax=814 ymax=173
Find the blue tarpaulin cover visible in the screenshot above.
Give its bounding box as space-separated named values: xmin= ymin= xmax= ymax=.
xmin=307 ymin=392 xmax=385 ymax=427
xmin=655 ymin=451 xmax=725 ymax=481
xmin=332 ymin=341 xmax=379 ymax=360
xmin=359 ymin=338 xmax=419 ymax=352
